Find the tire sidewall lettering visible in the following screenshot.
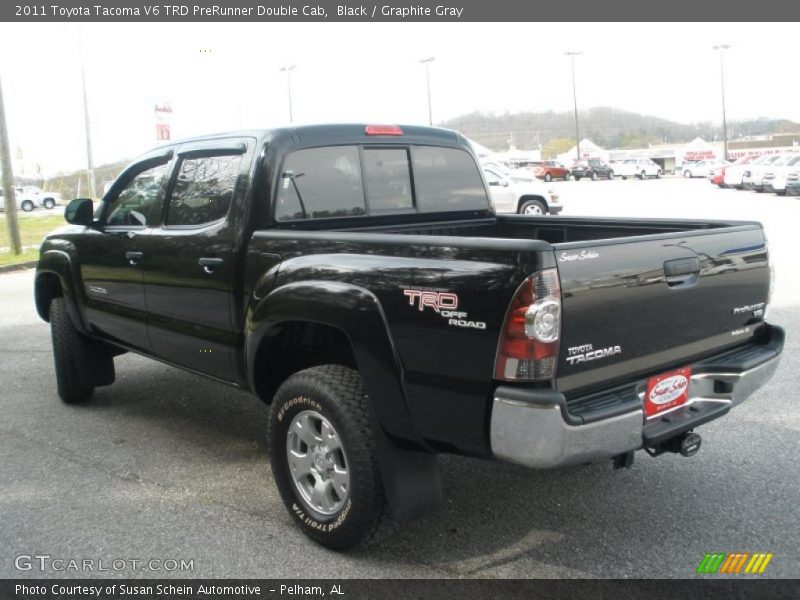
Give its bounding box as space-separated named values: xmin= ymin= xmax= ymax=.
xmin=277 ymin=395 xmax=322 ymax=422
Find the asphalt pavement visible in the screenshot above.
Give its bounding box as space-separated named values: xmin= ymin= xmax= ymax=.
xmin=1 ymin=178 xmax=797 ymax=578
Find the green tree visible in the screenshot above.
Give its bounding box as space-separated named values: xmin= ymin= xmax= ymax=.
xmin=542 ymin=138 xmax=574 ymax=159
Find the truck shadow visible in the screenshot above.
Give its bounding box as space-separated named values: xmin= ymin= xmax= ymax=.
xmin=82 ymin=355 xmax=764 ymax=578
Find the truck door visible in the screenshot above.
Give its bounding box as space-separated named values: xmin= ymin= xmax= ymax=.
xmin=143 ymin=138 xmax=253 ymax=381
xmin=79 ymin=156 xmax=173 ymax=351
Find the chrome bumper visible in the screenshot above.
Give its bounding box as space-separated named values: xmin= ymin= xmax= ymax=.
xmin=490 ymin=329 xmax=783 ymax=469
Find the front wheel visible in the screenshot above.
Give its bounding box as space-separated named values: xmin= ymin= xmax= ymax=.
xmin=684 ymin=170 xmax=692 ymax=178
xmin=639 ymin=171 xmax=646 ymax=180
xmin=43 ymin=198 xmax=56 ymax=209
xmin=607 ymin=171 xmax=615 ymax=180
xmin=656 ymin=170 xmax=662 ymax=179
xmin=519 ymin=199 xmax=546 ymax=215
xmin=21 ymin=200 xmax=35 ymax=212
xmin=49 ymin=298 xmax=95 ymax=403
xmin=544 ymin=172 xmax=552 ymax=182
xmin=591 ymin=172 xmax=598 ymax=181
xmin=269 ymin=365 xmax=387 ymax=550
xmin=564 ymin=172 xmax=571 ymax=181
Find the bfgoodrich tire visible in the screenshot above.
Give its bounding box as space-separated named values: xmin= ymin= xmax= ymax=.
xmin=49 ymin=298 xmax=95 ymax=404
xmin=268 ymin=365 xmax=387 ymax=550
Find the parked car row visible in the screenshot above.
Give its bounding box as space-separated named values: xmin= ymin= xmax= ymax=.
xmin=711 ymin=152 xmax=800 ymax=196
xmin=0 ymin=186 xmax=63 ymax=212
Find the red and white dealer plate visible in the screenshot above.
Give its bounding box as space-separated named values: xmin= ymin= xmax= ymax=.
xmin=644 ymin=367 xmax=692 ymax=419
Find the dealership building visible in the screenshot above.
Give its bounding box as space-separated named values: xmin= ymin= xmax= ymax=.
xmin=555 ymin=133 xmax=800 ymax=173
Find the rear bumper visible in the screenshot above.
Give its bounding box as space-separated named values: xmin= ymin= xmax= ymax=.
xmin=490 ymin=324 xmax=784 ymax=469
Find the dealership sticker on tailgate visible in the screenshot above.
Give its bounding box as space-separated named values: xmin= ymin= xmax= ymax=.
xmin=645 ymin=367 xmax=692 ymax=419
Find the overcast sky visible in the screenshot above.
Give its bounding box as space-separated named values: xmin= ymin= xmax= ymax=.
xmin=1 ymin=22 xmax=799 ymax=176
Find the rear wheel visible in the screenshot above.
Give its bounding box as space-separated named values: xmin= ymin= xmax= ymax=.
xmin=564 ymin=172 xmax=571 ymax=181
xmin=640 ymin=171 xmax=647 ymax=180
xmin=684 ymin=170 xmax=692 ymax=178
xmin=21 ymin=200 xmax=35 ymax=212
xmin=544 ymin=172 xmax=552 ymax=182
xmin=656 ymin=170 xmax=662 ymax=179
xmin=269 ymin=365 xmax=387 ymax=550
xmin=591 ymin=171 xmax=598 ymax=181
xmin=43 ymin=198 xmax=56 ymax=209
xmin=519 ymin=199 xmax=546 ymax=215
xmin=608 ymin=171 xmax=615 ymax=180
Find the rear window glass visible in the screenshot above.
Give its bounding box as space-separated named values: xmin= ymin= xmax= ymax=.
xmin=362 ymin=148 xmax=413 ymax=212
xmin=410 ymin=146 xmax=488 ymax=212
xmin=275 ymin=146 xmax=366 ymax=221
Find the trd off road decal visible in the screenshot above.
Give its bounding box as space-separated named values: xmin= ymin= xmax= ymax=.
xmin=403 ymin=289 xmax=486 ymax=330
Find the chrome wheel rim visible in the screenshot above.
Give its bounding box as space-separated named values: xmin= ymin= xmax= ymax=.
xmin=286 ymin=409 xmax=349 ymax=516
xmin=524 ymin=204 xmax=543 ymax=215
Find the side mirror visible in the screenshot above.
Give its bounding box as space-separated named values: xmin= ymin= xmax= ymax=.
xmin=64 ymin=198 xmax=94 ymax=226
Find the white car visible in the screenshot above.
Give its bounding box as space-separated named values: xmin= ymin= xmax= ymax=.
xmin=762 ymin=154 xmax=800 ymax=195
xmin=724 ymin=154 xmax=770 ymax=189
xmin=0 ymin=187 xmax=34 ymax=212
xmin=482 ymin=165 xmax=562 ymax=215
xmin=18 ymin=186 xmax=62 ymax=210
xmin=742 ymin=154 xmax=789 ymax=192
xmin=613 ymin=158 xmax=662 ymax=180
xmin=682 ymin=160 xmax=725 ymax=178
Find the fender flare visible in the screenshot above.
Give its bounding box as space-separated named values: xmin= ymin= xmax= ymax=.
xmin=34 ymin=248 xmax=89 ymax=335
xmin=246 ymin=280 xmax=441 ymax=520
xmin=246 ymin=280 xmax=422 ymax=446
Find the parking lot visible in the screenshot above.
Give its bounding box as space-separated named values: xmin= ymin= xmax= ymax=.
xmin=0 ymin=177 xmax=797 ymax=578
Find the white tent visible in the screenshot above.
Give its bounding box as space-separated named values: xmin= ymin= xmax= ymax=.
xmin=467 ymin=138 xmax=497 ymax=161
xmin=556 ymin=139 xmax=608 ymax=165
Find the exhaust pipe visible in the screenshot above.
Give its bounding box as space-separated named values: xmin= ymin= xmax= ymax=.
xmin=645 ymin=431 xmax=702 ymax=458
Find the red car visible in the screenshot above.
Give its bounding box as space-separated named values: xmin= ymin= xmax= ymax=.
xmin=710 ymin=165 xmax=727 ymax=187
xmin=533 ymin=160 xmax=571 ymax=181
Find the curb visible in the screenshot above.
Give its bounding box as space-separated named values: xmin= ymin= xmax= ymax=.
xmin=0 ymin=260 xmax=38 ymax=274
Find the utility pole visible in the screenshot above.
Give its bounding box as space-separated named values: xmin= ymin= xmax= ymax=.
xmin=419 ymin=57 xmax=435 ymax=126
xmin=565 ymin=51 xmax=582 ymax=161
xmin=279 ymin=65 xmax=295 ymax=123
xmin=713 ymin=44 xmax=731 ymax=160
xmin=0 ymin=77 xmax=22 ymax=254
xmin=78 ymin=31 xmax=97 ymax=199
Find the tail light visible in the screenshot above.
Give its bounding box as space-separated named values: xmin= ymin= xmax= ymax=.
xmin=494 ymin=269 xmax=561 ymax=381
xmin=365 ymin=125 xmax=403 ymax=136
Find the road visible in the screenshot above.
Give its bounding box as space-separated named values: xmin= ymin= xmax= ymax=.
xmin=0 ymin=178 xmax=797 ymax=579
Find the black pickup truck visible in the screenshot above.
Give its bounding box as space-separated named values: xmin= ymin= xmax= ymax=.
xmin=35 ymin=124 xmax=783 ymax=550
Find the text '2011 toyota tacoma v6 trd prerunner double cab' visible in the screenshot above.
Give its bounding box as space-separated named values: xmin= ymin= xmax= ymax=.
xmin=35 ymin=124 xmax=783 ymax=549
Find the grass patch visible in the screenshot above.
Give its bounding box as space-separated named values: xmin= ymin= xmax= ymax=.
xmin=0 ymin=213 xmax=64 ymax=267
xmin=0 ymin=247 xmax=39 ymax=267
xmin=0 ymin=214 xmax=65 ymax=248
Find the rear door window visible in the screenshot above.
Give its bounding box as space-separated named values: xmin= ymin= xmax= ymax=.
xmin=410 ymin=146 xmax=488 ymax=212
xmin=275 ymin=146 xmax=366 ymax=221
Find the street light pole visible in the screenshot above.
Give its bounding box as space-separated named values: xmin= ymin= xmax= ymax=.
xmin=565 ymin=51 xmax=582 ymax=161
xmin=279 ymin=65 xmax=295 ymax=123
xmin=419 ymin=57 xmax=435 ymax=126
xmin=78 ymin=30 xmax=96 ymax=199
xmin=713 ymin=44 xmax=731 ymax=160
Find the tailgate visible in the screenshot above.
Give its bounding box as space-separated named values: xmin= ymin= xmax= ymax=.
xmin=554 ymin=225 xmax=770 ymax=395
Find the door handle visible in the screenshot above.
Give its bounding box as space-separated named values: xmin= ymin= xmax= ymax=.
xmin=125 ymin=251 xmax=144 ymax=266
xmin=198 ymin=257 xmax=224 ymax=274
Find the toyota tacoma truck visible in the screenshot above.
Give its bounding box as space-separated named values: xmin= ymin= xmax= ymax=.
xmin=34 ymin=124 xmax=783 ymax=550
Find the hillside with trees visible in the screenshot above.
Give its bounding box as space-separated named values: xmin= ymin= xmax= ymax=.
xmin=441 ymin=107 xmax=800 ymax=156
